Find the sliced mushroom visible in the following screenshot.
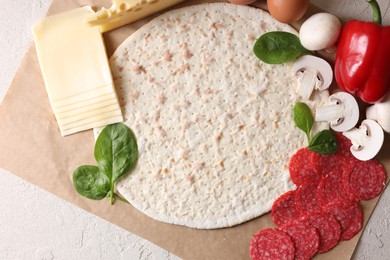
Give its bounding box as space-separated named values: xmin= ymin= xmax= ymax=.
xmin=343 ymin=119 xmax=384 ymax=161
xmin=293 ymin=55 xmax=333 ymax=100
xmin=315 ymin=92 xmax=359 ymax=132
xmin=366 ymin=94 xmax=390 ymax=133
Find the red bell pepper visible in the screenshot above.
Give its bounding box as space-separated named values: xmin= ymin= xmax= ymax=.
xmin=335 ymin=0 xmax=390 ymax=103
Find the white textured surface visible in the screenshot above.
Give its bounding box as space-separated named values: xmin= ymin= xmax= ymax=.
xmin=0 ymin=171 xmax=179 ymax=260
xmin=0 ymin=0 xmax=390 ymax=259
xmin=0 ymin=0 xmax=51 ymax=103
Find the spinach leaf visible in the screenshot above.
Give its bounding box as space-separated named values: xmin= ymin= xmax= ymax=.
xmin=72 ymin=123 xmax=138 ymax=205
xmin=293 ymin=102 xmax=314 ymax=141
xmin=308 ymin=130 xmax=338 ymax=154
xmin=73 ymin=166 xmax=110 ymax=200
xmin=95 ymin=123 xmax=138 ymax=182
xmin=253 ymin=31 xmax=311 ymax=64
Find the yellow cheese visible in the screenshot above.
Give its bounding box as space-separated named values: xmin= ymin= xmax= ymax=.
xmin=33 ymin=7 xmax=123 ymax=136
xmin=87 ymin=0 xmax=184 ymax=33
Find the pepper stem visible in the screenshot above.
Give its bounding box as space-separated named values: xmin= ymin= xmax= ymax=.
xmin=367 ymin=0 xmax=382 ymax=25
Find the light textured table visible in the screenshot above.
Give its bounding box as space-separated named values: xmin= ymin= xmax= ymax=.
xmin=0 ymin=0 xmax=389 ymax=259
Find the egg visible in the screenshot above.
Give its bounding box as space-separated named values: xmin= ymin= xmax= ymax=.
xmin=267 ymin=0 xmax=309 ymax=23
xmin=229 ymin=0 xmax=257 ymax=5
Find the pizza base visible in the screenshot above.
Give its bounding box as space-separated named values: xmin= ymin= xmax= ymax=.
xmin=102 ymin=3 xmax=328 ymax=229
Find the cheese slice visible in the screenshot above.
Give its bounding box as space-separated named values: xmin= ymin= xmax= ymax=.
xmin=87 ymin=0 xmax=184 ymax=33
xmin=33 ymin=7 xmax=123 ymax=136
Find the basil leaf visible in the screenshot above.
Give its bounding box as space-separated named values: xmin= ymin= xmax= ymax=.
xmin=253 ymin=31 xmax=311 ymax=64
xmin=293 ymin=102 xmax=314 ymax=141
xmin=73 ymin=166 xmax=110 ymax=200
xmin=308 ymin=130 xmax=338 ymax=154
xmin=94 ymin=123 xmax=138 ymax=182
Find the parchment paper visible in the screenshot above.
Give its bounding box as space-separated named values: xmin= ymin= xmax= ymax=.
xmin=0 ymin=0 xmax=389 ymax=259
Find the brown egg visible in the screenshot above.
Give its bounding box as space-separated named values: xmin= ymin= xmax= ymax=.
xmin=267 ymin=0 xmax=309 ymax=23
xmin=229 ymin=0 xmax=257 ymax=5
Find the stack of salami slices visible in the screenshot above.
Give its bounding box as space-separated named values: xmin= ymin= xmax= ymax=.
xmin=250 ymin=133 xmax=387 ymax=260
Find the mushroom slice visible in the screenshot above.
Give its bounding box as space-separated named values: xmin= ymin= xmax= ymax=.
xmin=315 ymin=92 xmax=359 ymax=132
xmin=343 ymin=119 xmax=384 ymax=161
xmin=293 ymin=55 xmax=333 ymax=100
xmin=366 ymin=94 xmax=390 ymax=133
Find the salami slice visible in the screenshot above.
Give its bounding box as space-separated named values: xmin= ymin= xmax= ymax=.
xmin=313 ymin=153 xmax=346 ymax=177
xmin=343 ymin=159 xmax=386 ymax=201
xmin=295 ymin=182 xmax=320 ymax=213
xmin=281 ymin=220 xmax=319 ymax=260
xmin=304 ymin=212 xmax=341 ymax=253
xmin=310 ymin=151 xmax=320 ymax=170
xmin=324 ymin=200 xmax=363 ymax=241
xmin=290 ymin=148 xmax=321 ymax=186
xmin=317 ymin=170 xmax=355 ymax=207
xmin=250 ymin=228 xmax=295 ymax=260
xmin=312 ymin=133 xmax=356 ymax=177
xmin=271 ymin=190 xmax=303 ymax=227
xmin=335 ymin=132 xmax=356 ymax=161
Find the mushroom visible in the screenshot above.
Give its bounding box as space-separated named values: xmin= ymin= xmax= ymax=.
xmin=315 ymin=92 xmax=359 ymax=132
xmin=343 ymin=119 xmax=384 ymax=161
xmin=366 ymin=94 xmax=390 ymax=133
xmin=299 ymin=13 xmax=341 ymax=52
xmin=293 ymin=55 xmax=333 ymax=100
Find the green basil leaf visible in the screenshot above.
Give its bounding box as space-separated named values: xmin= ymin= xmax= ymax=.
xmin=253 ymin=31 xmax=311 ymax=64
xmin=308 ymin=130 xmax=338 ymax=154
xmin=94 ymin=123 xmax=138 ymax=182
xmin=293 ymin=102 xmax=314 ymax=141
xmin=73 ymin=165 xmax=110 ymax=200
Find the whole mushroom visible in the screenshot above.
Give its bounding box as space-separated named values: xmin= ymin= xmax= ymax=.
xmin=366 ymin=94 xmax=390 ymax=133
xmin=293 ymin=55 xmax=333 ymax=100
xmin=343 ymin=119 xmax=384 ymax=161
xmin=315 ymin=92 xmax=359 ymax=132
xmin=299 ymin=13 xmax=341 ymax=51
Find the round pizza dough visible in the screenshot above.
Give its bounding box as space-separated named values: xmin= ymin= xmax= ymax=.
xmin=108 ymin=3 xmax=327 ymax=229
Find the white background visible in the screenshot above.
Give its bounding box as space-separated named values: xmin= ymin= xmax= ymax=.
xmin=1 ymin=0 xmax=390 ymax=259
